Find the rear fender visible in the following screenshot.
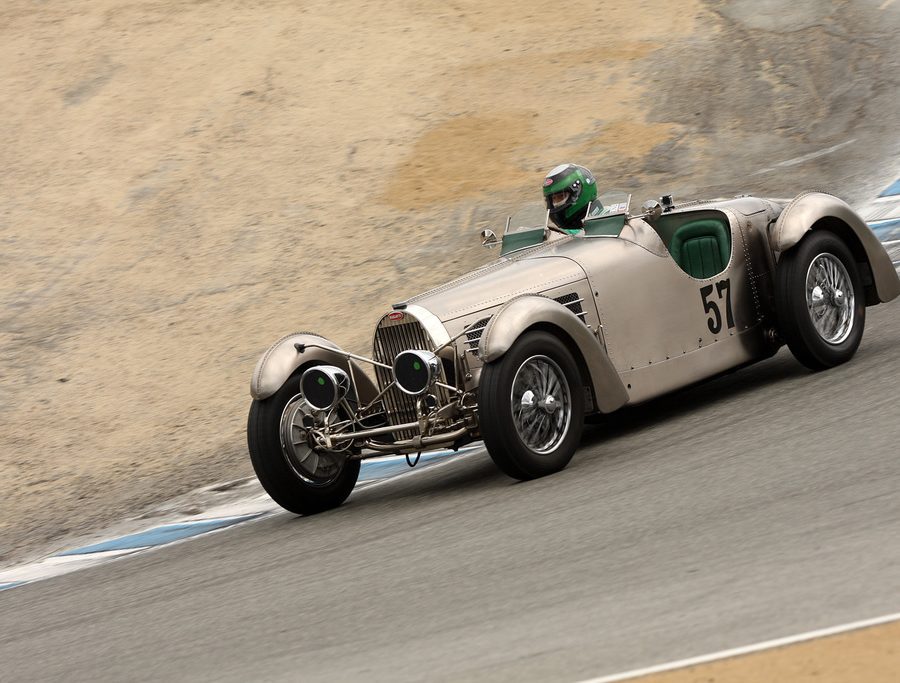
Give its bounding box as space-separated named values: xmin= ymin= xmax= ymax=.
xmin=771 ymin=192 xmax=900 ymax=304
xmin=250 ymin=332 xmax=378 ymax=402
xmin=478 ymin=295 xmax=629 ymax=413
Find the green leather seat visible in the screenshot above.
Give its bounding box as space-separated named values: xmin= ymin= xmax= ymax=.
xmin=670 ymin=219 xmax=730 ymax=279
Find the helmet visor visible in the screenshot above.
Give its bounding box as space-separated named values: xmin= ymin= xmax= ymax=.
xmin=550 ymin=190 xmax=570 ymax=209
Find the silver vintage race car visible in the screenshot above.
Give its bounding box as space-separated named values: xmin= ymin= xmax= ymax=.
xmin=247 ymin=189 xmax=900 ymax=514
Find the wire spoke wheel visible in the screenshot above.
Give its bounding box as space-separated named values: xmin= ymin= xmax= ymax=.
xmin=248 ymin=364 xmax=361 ymax=515
xmin=479 ymin=331 xmax=584 ymax=480
xmin=775 ymin=231 xmax=865 ymax=370
xmin=510 ymin=355 xmax=572 ymax=454
xmin=806 ymin=253 xmax=855 ymax=345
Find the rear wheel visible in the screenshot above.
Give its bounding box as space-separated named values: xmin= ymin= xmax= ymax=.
xmin=247 ymin=367 xmax=360 ymax=515
xmin=775 ymin=230 xmax=865 ymax=370
xmin=479 ymin=331 xmax=584 ymax=480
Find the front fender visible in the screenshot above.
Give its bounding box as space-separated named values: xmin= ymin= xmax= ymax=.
xmin=250 ymin=332 xmax=378 ymax=402
xmin=771 ymin=191 xmax=900 ymax=304
xmin=479 ymin=295 xmax=629 ymax=413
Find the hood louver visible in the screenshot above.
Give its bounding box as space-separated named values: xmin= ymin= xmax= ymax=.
xmin=554 ymin=292 xmax=587 ymax=323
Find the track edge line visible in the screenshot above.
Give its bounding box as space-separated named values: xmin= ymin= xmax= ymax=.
xmin=576 ymin=610 xmax=900 ymax=683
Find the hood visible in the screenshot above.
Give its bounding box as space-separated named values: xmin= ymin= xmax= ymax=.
xmin=401 ymin=248 xmax=588 ymax=322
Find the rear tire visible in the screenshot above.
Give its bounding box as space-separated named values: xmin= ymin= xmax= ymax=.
xmin=479 ymin=331 xmax=584 ymax=480
xmin=775 ymin=230 xmax=865 ymax=370
xmin=247 ymin=367 xmax=360 ymax=515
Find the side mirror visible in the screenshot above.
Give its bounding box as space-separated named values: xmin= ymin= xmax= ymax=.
xmin=641 ymin=200 xmax=662 ymax=222
xmin=480 ymin=229 xmax=500 ymax=247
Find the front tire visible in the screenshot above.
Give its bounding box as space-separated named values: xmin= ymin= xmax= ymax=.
xmin=775 ymin=230 xmax=865 ymax=370
xmin=479 ymin=331 xmax=585 ymax=480
xmin=247 ymin=368 xmax=360 ymax=515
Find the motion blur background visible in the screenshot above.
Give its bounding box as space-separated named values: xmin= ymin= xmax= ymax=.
xmin=2 ymin=0 xmax=898 ymax=564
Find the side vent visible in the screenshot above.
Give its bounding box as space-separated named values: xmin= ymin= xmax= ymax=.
xmin=554 ymin=292 xmax=587 ymax=324
xmin=465 ymin=317 xmax=491 ymax=353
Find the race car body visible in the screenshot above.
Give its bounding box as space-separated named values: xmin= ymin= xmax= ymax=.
xmin=247 ymin=190 xmax=900 ymax=514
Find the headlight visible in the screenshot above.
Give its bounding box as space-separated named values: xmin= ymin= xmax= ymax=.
xmin=300 ymin=365 xmax=350 ymax=411
xmin=393 ymin=350 xmax=440 ymax=395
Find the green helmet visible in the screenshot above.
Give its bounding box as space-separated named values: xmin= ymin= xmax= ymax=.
xmin=542 ymin=163 xmax=598 ymax=231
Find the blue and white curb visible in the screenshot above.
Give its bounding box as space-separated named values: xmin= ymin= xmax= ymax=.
xmin=0 ymin=445 xmax=483 ymax=592
xmin=877 ymin=178 xmax=900 ymax=199
xmin=357 ymin=448 xmax=477 ymax=482
xmin=864 ymin=174 xmax=900 ymax=268
xmin=54 ymin=515 xmax=268 ymax=556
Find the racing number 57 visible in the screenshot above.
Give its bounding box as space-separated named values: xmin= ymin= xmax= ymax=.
xmin=700 ymin=278 xmax=735 ymax=334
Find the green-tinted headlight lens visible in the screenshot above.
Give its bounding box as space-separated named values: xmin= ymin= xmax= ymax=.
xmin=393 ymin=350 xmax=439 ymax=395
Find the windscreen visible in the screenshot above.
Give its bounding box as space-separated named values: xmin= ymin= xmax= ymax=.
xmin=499 ymin=203 xmax=548 ymax=256
xmin=586 ymin=190 xmax=632 ymax=219
xmin=505 ymin=203 xmax=549 ymax=234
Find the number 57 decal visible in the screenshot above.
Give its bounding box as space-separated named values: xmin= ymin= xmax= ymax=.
xmin=700 ymin=278 xmax=735 ymax=334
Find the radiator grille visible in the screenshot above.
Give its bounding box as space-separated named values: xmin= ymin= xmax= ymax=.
xmin=372 ymin=316 xmax=450 ymax=440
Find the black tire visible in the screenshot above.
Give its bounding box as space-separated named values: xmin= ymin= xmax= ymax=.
xmin=479 ymin=330 xmax=585 ymax=480
xmin=247 ymin=367 xmax=360 ymax=515
xmin=775 ymin=230 xmax=866 ymax=370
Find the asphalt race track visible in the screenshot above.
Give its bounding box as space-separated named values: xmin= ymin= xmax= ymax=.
xmin=1 ymin=307 xmax=898 ymax=681
xmin=3 ymin=1 xmax=900 ymax=680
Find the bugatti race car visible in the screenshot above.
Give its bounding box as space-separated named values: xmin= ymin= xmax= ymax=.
xmin=247 ymin=190 xmax=900 ymax=514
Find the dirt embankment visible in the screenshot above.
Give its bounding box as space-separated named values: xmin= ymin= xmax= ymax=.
xmin=6 ymin=0 xmax=892 ymax=562
xmin=0 ymin=0 xmax=706 ymax=561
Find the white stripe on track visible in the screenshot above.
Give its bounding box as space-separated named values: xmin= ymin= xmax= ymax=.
xmin=576 ymin=610 xmax=900 ymax=683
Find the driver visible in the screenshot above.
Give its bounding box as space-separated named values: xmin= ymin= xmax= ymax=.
xmin=542 ymin=163 xmax=598 ymax=233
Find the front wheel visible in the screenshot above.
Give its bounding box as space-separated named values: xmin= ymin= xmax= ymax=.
xmin=247 ymin=367 xmax=360 ymax=515
xmin=775 ymin=230 xmax=866 ymax=370
xmin=479 ymin=331 xmax=585 ymax=480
